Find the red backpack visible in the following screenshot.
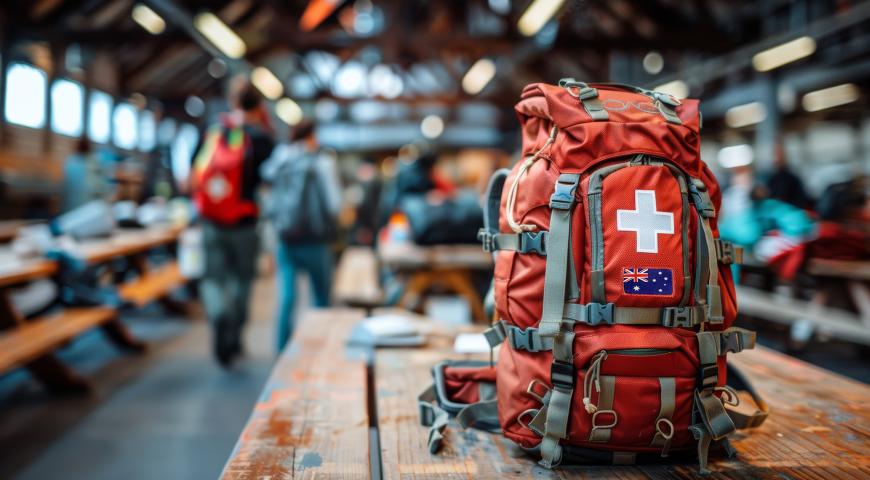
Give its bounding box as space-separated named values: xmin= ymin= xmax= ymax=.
xmin=192 ymin=120 xmax=258 ymax=225
xmin=419 ymin=80 xmax=768 ymax=473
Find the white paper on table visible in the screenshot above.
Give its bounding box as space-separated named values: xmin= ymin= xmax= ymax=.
xmin=453 ymin=333 xmax=492 ymax=354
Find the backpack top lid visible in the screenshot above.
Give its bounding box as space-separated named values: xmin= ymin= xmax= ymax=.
xmin=515 ymin=80 xmax=703 ymax=177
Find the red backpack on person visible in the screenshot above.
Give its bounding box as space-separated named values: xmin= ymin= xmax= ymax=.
xmin=192 ymin=118 xmax=258 ymax=225
xmin=419 ymin=79 xmax=768 ymax=473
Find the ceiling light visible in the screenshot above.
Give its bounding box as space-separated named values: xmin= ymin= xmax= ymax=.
xmin=207 ymin=58 xmax=227 ymax=78
xmin=420 ymin=115 xmax=444 ymax=139
xmin=184 ymin=96 xmax=205 ymax=117
xmin=642 ymin=51 xmax=663 ymax=75
xmin=194 ymin=12 xmax=246 ymax=59
xmin=132 ymin=4 xmax=165 ymax=35
xmin=752 ymin=36 xmax=816 ymax=72
xmin=802 ymin=83 xmax=859 ymax=112
xmin=725 ymin=101 xmax=767 ymax=128
xmin=717 ymin=144 xmax=754 ymax=169
xmin=462 ymin=58 xmax=497 ymax=95
xmin=653 ymin=80 xmax=688 ymax=99
xmin=276 ymin=97 xmax=303 ymax=126
xmin=251 ymin=66 xmax=283 ymax=100
xmin=518 ymin=0 xmax=565 ymax=37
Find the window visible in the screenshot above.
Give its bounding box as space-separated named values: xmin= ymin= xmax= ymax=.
xmin=51 ymin=79 xmax=85 ymax=137
xmin=138 ymin=110 xmax=156 ymax=151
xmin=171 ymin=123 xmax=199 ymax=185
xmin=157 ymin=117 xmax=177 ymax=146
xmin=88 ymin=90 xmax=112 ymax=143
xmin=112 ymin=102 xmax=138 ymax=150
xmin=4 ymin=63 xmax=47 ymax=128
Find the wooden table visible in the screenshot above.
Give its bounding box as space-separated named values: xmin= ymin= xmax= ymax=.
xmin=737 ymin=258 xmax=870 ymax=346
xmin=0 ymin=225 xmax=183 ymax=393
xmin=224 ymin=308 xmax=870 ymax=479
xmin=378 ymin=243 xmax=493 ymax=322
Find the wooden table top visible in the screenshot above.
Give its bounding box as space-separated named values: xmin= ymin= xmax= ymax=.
xmin=224 ymin=309 xmax=870 ymax=479
xmin=0 ymin=225 xmax=182 ymax=288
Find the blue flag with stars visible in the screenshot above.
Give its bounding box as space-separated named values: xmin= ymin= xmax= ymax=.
xmin=623 ymin=268 xmax=673 ymax=295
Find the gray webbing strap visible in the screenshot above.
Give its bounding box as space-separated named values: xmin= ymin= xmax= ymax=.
xmin=563 ymin=303 xmax=706 ymax=328
xmin=725 ymin=364 xmax=769 ymax=430
xmin=418 ymin=385 xmax=450 ymax=453
xmin=559 ymin=78 xmax=609 ymax=121
xmin=539 ymin=321 xmax=576 ymax=468
xmin=539 ymin=174 xmax=580 ymax=337
xmin=652 ymin=91 xmax=682 ymax=125
xmin=479 ymin=231 xmax=548 ymax=255
xmin=483 ymin=169 xmax=510 ymax=241
xmin=589 ymin=375 xmax=616 ymax=443
xmin=567 ymin=243 xmax=580 ymax=301
xmin=651 ymin=377 xmax=676 ymax=451
xmin=700 ymin=218 xmax=723 ymax=323
xmin=456 ymin=400 xmax=499 ymax=430
xmin=587 ymin=163 xmax=627 ymax=303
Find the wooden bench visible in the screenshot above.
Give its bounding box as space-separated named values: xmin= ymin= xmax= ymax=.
xmin=118 ymin=261 xmax=186 ymax=309
xmin=226 ymin=307 xmax=870 ymax=479
xmin=0 ymin=224 xmax=183 ymax=393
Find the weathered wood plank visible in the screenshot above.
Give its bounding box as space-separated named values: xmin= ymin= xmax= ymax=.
xmin=117 ymin=261 xmax=185 ymax=308
xmin=222 ymin=309 xmax=370 ymax=480
xmin=376 ymin=341 xmax=870 ymax=479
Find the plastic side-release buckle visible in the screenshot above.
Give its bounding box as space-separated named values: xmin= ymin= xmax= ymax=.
xmin=689 ymin=179 xmax=715 ymax=218
xmin=698 ymin=364 xmax=719 ymax=391
xmin=477 ymin=229 xmax=494 ymax=252
xmin=719 ymin=330 xmax=749 ymax=354
xmin=508 ymin=327 xmax=540 ymax=352
xmin=518 ymin=231 xmax=547 ymax=255
xmin=662 ymin=306 xmax=695 ymax=328
xmin=549 ymin=175 xmax=580 ymax=210
xmin=550 ymin=361 xmax=575 ymax=390
xmin=585 ymin=303 xmax=614 ymax=326
xmin=715 ymin=239 xmax=743 ymax=265
xmin=419 ymin=402 xmax=437 ymax=426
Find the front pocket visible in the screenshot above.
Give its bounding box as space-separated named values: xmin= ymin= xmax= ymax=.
xmin=569 ymin=348 xmax=697 ymax=452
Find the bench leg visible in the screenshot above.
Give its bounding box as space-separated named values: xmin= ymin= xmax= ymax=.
xmin=27 ymin=354 xmax=92 ymax=395
xmin=101 ymin=316 xmax=147 ymax=353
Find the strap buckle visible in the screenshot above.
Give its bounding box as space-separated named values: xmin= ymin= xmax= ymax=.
xmin=518 ymin=231 xmax=547 ymax=255
xmin=719 ymin=331 xmax=744 ymax=354
xmin=419 ymin=402 xmax=437 ymax=426
xmin=662 ymin=306 xmax=695 ymax=328
xmin=585 ymin=303 xmax=614 ymax=326
xmin=689 ymin=179 xmax=715 ymax=218
xmin=508 ymin=327 xmax=540 ymax=352
xmin=715 ymin=239 xmax=742 ymax=265
xmin=550 ymin=360 xmax=575 ymax=390
xmin=698 ymin=364 xmax=718 ymax=390
xmin=477 ymin=229 xmax=494 ymax=252
xmin=549 ymin=175 xmax=580 ymax=210
xmin=654 ymin=91 xmax=681 ymax=108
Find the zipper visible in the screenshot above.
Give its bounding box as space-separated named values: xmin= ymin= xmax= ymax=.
xmin=608 ymin=348 xmax=673 ymax=356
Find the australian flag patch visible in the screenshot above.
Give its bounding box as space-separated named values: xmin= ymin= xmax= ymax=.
xmin=623 ymin=268 xmax=673 ymax=295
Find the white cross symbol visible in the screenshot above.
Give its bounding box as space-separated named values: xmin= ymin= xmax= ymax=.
xmin=616 ymin=190 xmax=674 ymax=253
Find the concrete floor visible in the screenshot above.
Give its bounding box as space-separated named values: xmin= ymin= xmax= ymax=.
xmin=0 ymin=276 xmax=279 ymax=480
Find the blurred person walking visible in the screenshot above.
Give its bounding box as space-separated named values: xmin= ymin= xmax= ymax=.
xmin=766 ymin=143 xmax=812 ymax=209
xmin=192 ymin=82 xmax=274 ymax=367
xmin=261 ymin=120 xmax=340 ymax=351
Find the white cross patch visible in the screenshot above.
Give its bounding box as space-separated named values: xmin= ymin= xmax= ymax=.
xmin=616 ymin=190 xmax=674 ymax=253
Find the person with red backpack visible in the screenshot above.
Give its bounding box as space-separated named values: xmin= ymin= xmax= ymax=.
xmin=191 ymin=82 xmax=274 ymax=367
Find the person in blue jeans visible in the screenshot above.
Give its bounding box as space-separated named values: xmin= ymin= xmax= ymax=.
xmin=261 ymin=121 xmax=341 ymax=351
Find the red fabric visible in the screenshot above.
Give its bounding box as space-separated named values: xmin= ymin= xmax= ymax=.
xmin=443 ymin=366 xmax=496 ymax=404
xmin=492 ymin=82 xmax=737 ymax=453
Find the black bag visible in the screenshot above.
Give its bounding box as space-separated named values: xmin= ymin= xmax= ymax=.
xmin=399 ymin=191 xmax=483 ymax=245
